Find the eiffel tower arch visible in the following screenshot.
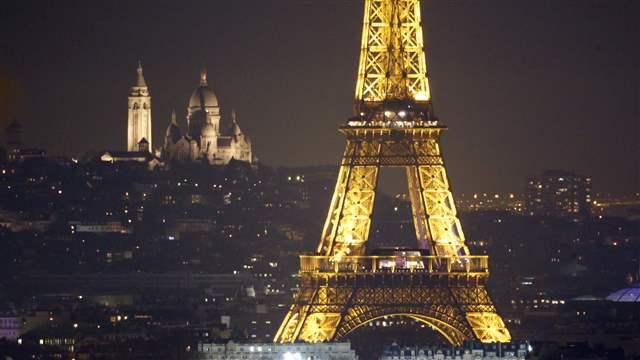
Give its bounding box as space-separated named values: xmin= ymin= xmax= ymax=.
xmin=274 ymin=0 xmax=511 ymax=345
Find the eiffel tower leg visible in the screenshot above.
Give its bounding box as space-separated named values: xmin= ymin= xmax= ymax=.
xmin=317 ymin=139 xmax=380 ymax=257
xmin=273 ymin=303 xmax=308 ymax=343
xmin=450 ymin=285 xmax=512 ymax=343
xmin=275 ymin=277 xmax=352 ymax=343
xmin=406 ymin=137 xmax=470 ymax=257
xmin=406 ymin=165 xmax=431 ymax=250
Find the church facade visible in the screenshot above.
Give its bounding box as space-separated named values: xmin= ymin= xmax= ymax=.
xmin=126 ymin=63 xmax=252 ymax=165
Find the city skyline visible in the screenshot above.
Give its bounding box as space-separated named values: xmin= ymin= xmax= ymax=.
xmin=2 ymin=1 xmax=640 ymax=357
xmin=1 ymin=0 xmax=639 ymax=195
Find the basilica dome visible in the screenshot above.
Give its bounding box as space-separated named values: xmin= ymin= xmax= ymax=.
xmin=189 ymin=86 xmax=218 ymax=109
xmin=188 ymin=67 xmax=218 ymax=110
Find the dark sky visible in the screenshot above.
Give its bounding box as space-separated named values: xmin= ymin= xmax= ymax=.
xmin=1 ymin=0 xmax=639 ymax=195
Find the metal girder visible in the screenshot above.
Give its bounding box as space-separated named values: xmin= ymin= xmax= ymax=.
xmin=274 ymin=272 xmax=509 ymax=345
xmin=355 ymin=0 xmax=431 ymax=109
xmin=318 ymin=140 xmax=380 ymax=257
xmin=319 ymin=127 xmax=468 ymax=258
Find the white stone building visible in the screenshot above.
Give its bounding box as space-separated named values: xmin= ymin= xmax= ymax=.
xmin=197 ymin=341 xmax=358 ymax=360
xmin=0 ymin=311 xmax=49 ymax=341
xmin=163 ymin=68 xmax=252 ymax=165
xmin=378 ymin=342 xmax=529 ymax=360
xmin=124 ymin=62 xmax=252 ymax=165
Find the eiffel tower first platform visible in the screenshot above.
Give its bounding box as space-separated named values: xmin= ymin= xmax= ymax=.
xmin=274 ymin=0 xmax=511 ymax=345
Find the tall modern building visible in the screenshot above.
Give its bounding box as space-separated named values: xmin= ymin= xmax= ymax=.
xmin=127 ymin=62 xmax=152 ymax=152
xmin=525 ymin=170 xmax=592 ymax=217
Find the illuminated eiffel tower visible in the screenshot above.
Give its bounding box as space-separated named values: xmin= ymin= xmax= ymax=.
xmin=274 ymin=0 xmax=511 ymax=345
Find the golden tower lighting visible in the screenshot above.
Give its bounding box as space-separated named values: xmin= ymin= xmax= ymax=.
xmin=274 ymin=0 xmax=511 ymax=345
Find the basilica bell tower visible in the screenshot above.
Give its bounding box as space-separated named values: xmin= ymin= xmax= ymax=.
xmin=127 ymin=61 xmax=152 ymax=152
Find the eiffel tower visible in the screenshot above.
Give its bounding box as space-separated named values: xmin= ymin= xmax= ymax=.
xmin=274 ymin=0 xmax=511 ymax=345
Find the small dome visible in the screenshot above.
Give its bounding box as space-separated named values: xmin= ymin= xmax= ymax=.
xmin=166 ymin=123 xmax=181 ymax=144
xmin=606 ymin=283 xmax=640 ymax=302
xmin=165 ymin=109 xmax=182 ymax=144
xmin=201 ymin=123 xmax=217 ymax=137
xmin=231 ymin=122 xmax=242 ymax=136
xmin=230 ymin=110 xmax=242 ymax=136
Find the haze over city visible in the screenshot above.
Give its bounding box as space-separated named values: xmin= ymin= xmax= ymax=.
xmin=1 ymin=1 xmax=640 ymax=359
xmin=1 ymin=0 xmax=638 ymax=193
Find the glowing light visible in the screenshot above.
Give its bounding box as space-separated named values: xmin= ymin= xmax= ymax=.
xmin=414 ymin=91 xmax=430 ymax=101
xmin=283 ymin=352 xmax=302 ymax=360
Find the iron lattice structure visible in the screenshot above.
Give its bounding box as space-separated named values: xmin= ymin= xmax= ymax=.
xmin=355 ymin=0 xmax=431 ymax=109
xmin=274 ymin=0 xmax=511 ymax=345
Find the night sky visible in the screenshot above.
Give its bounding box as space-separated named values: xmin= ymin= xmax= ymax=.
xmin=1 ymin=0 xmax=639 ymax=194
